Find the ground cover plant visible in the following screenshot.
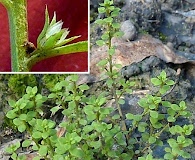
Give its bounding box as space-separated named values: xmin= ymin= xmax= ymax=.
xmin=0 ymin=0 xmax=88 ymax=72
xmin=4 ymin=0 xmax=194 ymax=159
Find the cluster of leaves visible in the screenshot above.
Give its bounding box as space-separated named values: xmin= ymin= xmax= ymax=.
xmin=5 ymin=73 xmax=193 ymax=159
xmin=5 ymin=0 xmax=194 ymax=159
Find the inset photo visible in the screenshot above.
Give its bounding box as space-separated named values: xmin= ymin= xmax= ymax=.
xmin=0 ymin=0 xmax=89 ymax=73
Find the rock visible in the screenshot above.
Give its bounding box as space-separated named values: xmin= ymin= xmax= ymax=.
xmin=120 ymin=20 xmax=137 ymax=41
xmin=90 ymin=34 xmax=195 ymax=80
xmin=122 ymin=0 xmax=162 ymax=32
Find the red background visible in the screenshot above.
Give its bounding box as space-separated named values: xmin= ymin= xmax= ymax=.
xmin=0 ymin=0 xmax=88 ymax=72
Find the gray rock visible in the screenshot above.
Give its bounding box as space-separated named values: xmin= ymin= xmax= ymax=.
xmin=122 ymin=0 xmax=162 ymax=32
xmin=120 ymin=20 xmax=137 ymax=41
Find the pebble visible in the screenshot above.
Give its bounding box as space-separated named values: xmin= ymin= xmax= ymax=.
xmin=120 ymin=20 xmax=137 ymax=41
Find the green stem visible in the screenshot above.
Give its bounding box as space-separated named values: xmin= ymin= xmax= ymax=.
xmin=1 ymin=0 xmax=29 ymax=72
xmin=26 ymin=41 xmax=88 ymax=69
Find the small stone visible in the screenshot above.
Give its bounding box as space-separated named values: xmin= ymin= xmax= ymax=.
xmin=120 ymin=20 xmax=137 ymax=41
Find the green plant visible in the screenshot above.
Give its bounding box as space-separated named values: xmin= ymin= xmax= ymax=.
xmin=0 ymin=0 xmax=87 ymax=72
xmin=4 ymin=0 xmax=194 ymax=159
xmin=5 ymin=73 xmax=193 ymax=159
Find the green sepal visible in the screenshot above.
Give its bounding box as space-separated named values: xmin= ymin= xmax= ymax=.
xmin=43 ymin=30 xmax=64 ymax=49
xmin=37 ymin=6 xmax=50 ymax=48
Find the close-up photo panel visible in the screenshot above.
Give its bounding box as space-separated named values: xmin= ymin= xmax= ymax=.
xmin=0 ymin=0 xmax=195 ymax=159
xmin=0 ymin=0 xmax=88 ymax=72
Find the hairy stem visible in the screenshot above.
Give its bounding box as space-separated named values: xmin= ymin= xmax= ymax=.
xmin=2 ymin=0 xmax=29 ymax=71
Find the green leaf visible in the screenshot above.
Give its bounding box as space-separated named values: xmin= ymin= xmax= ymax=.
xmin=111 ymin=9 xmax=120 ymax=17
xmin=6 ymin=110 xmax=17 ymax=119
xmin=38 ymin=145 xmax=48 ymax=156
xmin=113 ymin=31 xmax=124 ymax=37
xmin=160 ymin=85 xmax=170 ymax=94
xmin=101 ymin=33 xmax=109 ymax=41
xmin=134 ymin=115 xmax=142 ymax=121
xmin=96 ymin=40 xmax=106 ymax=46
xmin=151 ymin=78 xmax=162 ymax=86
xmin=100 ymin=107 xmax=111 ymax=115
xmin=98 ymin=7 xmax=106 ymax=13
xmin=150 ymin=110 xmax=158 ymax=118
xmin=167 ymin=108 xmax=176 ymax=116
xmin=171 ymin=104 xmax=180 ymax=111
xmin=8 ymin=99 xmax=16 ymax=108
xmin=50 ymin=106 xmax=61 ymax=115
xmin=97 ymin=59 xmax=108 ymax=66
xmin=126 ymin=113 xmax=134 ymax=120
xmin=138 ymin=98 xmax=148 ymax=108
xmin=18 ymin=124 xmax=26 ymax=132
xmin=179 ymin=101 xmax=186 ymax=110
xmin=22 ymin=140 xmax=32 ymax=147
xmin=164 ymin=147 xmax=171 ymax=153
xmin=79 ymin=119 xmax=87 ymax=126
xmin=183 ymin=124 xmax=194 ymax=135
xmin=138 ymin=122 xmax=148 ymax=132
xmin=162 ymin=101 xmax=172 ymax=107
xmin=70 ymin=147 xmax=84 ymax=157
xmin=79 ymin=84 xmax=89 ymax=91
xmin=181 ymin=152 xmax=191 ymax=159
xmin=11 ymin=153 xmax=17 ymax=160
xmin=42 ymin=132 xmax=50 ymax=139
xmin=177 ymin=135 xmax=185 ymax=143
xmin=32 ymin=131 xmax=42 ymax=139
xmin=13 ymin=118 xmax=22 ymax=126
xmin=83 ymin=125 xmax=94 ymax=133
xmin=90 ymin=141 xmax=102 ymax=149
xmin=32 ymin=144 xmax=39 ymax=151
xmin=19 ymin=114 xmax=27 ymax=121
xmin=112 ymin=114 xmax=120 ymax=120
xmin=70 ymin=74 xmax=79 ymax=82
xmin=32 ymin=86 xmax=38 ymax=95
xmin=149 ymin=104 xmax=156 ymax=110
xmin=118 ymin=99 xmax=125 ymax=105
xmin=165 ymin=80 xmax=175 ymax=86
xmin=33 ymin=156 xmax=41 ymax=160
xmin=164 ymin=153 xmax=174 ymax=159
xmin=167 ymin=116 xmax=176 ymax=122
xmin=160 ymin=70 xmax=167 ymax=79
xmin=108 ymin=48 xmax=115 ymax=55
xmin=142 ymin=132 xmax=150 ymax=142
xmin=104 ymin=17 xmax=113 ymax=23
xmin=149 ymin=136 xmax=156 ymax=144
xmin=48 ymin=93 xmax=57 ymax=99
xmin=112 ymin=22 xmax=120 ymax=29
xmin=95 ymin=19 xmax=104 ymax=25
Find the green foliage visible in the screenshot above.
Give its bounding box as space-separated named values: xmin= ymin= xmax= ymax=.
xmin=8 ymin=74 xmax=37 ymax=97
xmin=5 ymin=0 xmax=193 ymax=159
xmin=42 ymin=74 xmax=69 ymax=91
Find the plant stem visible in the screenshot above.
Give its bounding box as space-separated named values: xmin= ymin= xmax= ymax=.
xmin=26 ymin=41 xmax=88 ymax=70
xmin=0 ymin=0 xmax=29 ymax=71
xmin=8 ymin=0 xmax=29 ymax=72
